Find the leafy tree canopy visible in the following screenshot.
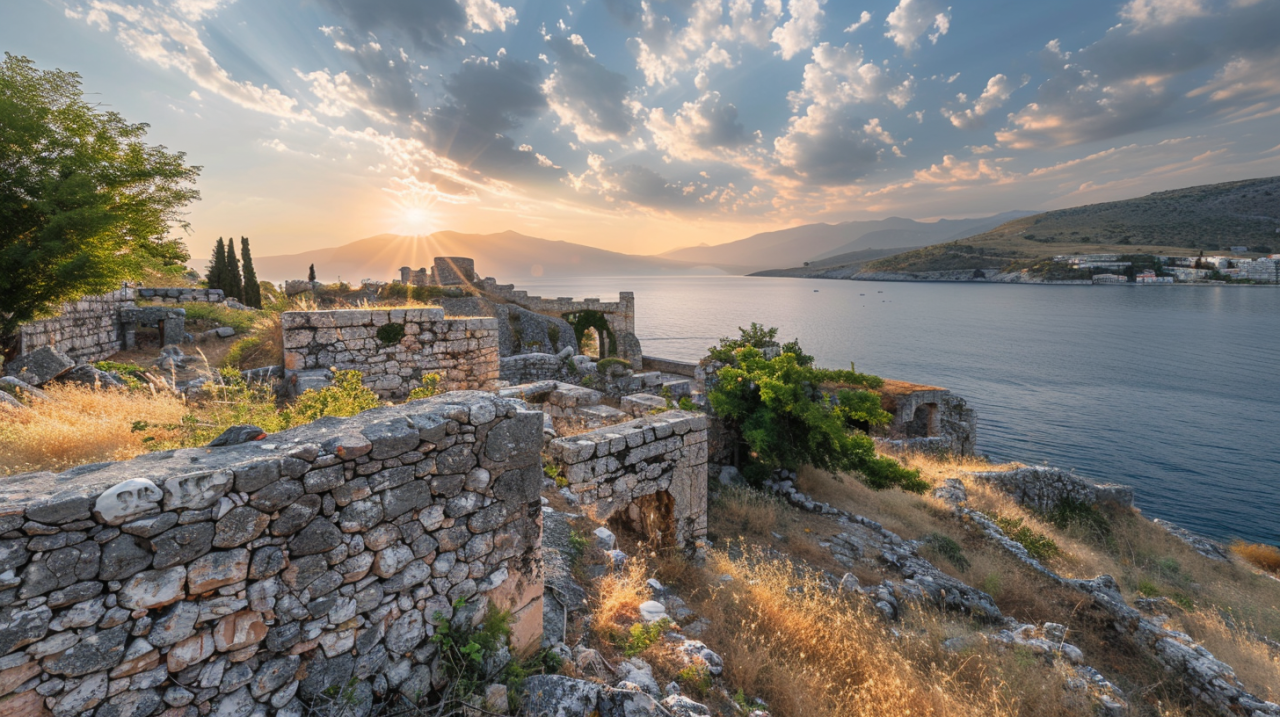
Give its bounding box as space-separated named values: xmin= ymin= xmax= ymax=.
xmin=708 ymin=340 xmax=926 ymax=493
xmin=0 ymin=54 xmax=199 ymax=337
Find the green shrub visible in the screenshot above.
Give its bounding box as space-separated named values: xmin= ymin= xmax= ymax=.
xmin=708 ymin=345 xmax=921 ymax=492
xmin=1044 ymin=497 xmax=1111 ymax=540
xmin=180 ymin=303 xmax=260 ymax=334
xmin=677 ymin=665 xmax=712 ymax=696
xmin=283 ymin=370 xmax=383 ymax=425
xmin=922 ymin=533 xmax=970 ymax=571
xmin=547 ymin=324 xmax=560 ymax=347
xmin=220 ymin=336 xmax=262 ymax=369
xmin=678 ymin=396 xmax=696 ymax=411
xmin=429 ymin=600 xmax=513 ymax=703
xmin=382 ymin=283 xmax=410 ymax=300
xmin=376 ymin=322 xmax=405 ymax=345
xmin=544 ymin=461 xmax=567 ymax=489
xmin=596 ymin=357 xmax=631 ymax=375
xmin=407 ymin=373 xmax=441 ymax=400
xmin=619 ymin=618 xmax=671 ymax=657
xmin=989 ymin=513 xmax=1060 ymax=562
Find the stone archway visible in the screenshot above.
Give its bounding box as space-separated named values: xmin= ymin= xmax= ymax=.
xmin=565 ymin=310 xmax=617 ymax=358
xmin=906 ymin=402 xmax=938 ymax=437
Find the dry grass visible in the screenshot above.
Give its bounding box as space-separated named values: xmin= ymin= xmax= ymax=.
xmin=691 ymin=547 xmax=1086 ymax=717
xmin=1231 ymin=542 xmax=1280 ymax=575
xmin=0 ymin=384 xmax=190 ymax=475
xmin=590 ymin=557 xmax=652 ymax=647
xmin=222 ymin=310 xmax=284 ymax=370
xmin=712 ymin=485 xmax=780 ymax=537
xmin=1169 ymin=610 xmax=1280 ymax=702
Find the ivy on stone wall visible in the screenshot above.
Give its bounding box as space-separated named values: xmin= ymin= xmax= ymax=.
xmin=565 ymin=310 xmax=617 ymax=357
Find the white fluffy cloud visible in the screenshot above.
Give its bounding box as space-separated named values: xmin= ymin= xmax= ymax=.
xmin=771 ymin=0 xmax=826 ymax=60
xmin=844 ymin=10 xmax=872 ymax=33
xmin=646 ymin=91 xmax=760 ymax=162
xmin=942 ymin=73 xmax=1028 ymax=129
xmin=884 ymin=0 xmax=951 ymax=52
xmin=461 ymin=0 xmax=517 ymax=32
xmin=1120 ymin=0 xmax=1207 ymax=29
xmin=543 ymin=34 xmax=636 ymax=143
xmin=789 ymin=43 xmax=915 ymax=110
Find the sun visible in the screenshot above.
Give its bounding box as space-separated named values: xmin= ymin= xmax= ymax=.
xmin=397 ymin=205 xmax=435 ymax=235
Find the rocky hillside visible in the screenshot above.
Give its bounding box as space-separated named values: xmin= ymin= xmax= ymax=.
xmin=859 ymin=176 xmax=1280 ymax=275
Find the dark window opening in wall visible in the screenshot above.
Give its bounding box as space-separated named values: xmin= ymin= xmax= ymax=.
xmin=906 ymin=403 xmax=938 ymax=437
xmin=608 ymin=490 xmax=676 ymax=550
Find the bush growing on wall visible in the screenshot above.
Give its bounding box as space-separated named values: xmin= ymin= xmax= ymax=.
xmin=708 ymin=340 xmax=926 ymax=493
xmin=377 ymin=322 xmax=406 ymax=345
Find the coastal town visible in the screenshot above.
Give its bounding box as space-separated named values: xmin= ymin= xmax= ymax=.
xmin=1051 ymin=252 xmax=1280 ymax=284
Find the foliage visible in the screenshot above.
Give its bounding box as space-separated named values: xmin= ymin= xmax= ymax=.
xmin=596 ymin=357 xmax=631 ymax=375
xmin=567 ymin=529 xmax=589 ymax=567
xmin=382 ymin=282 xmax=409 ymax=300
xmin=618 ymin=618 xmax=671 ymax=657
xmin=408 ymin=284 xmax=471 ymax=302
xmin=92 ymin=360 xmax=146 ymax=389
xmin=224 ymin=241 xmax=243 ymax=301
xmin=1043 ymin=497 xmax=1111 ymax=541
xmin=0 ymin=54 xmax=199 ymax=338
xmin=678 ymin=396 xmax=696 ymax=411
xmin=219 ymin=311 xmax=282 ymax=370
xmin=308 ymin=264 xmax=316 ymax=282
xmin=284 ymin=369 xmax=382 ymax=425
xmin=708 ymin=322 xmax=779 ymax=363
xmin=239 ymin=237 xmax=261 ymax=308
xmin=677 ymin=665 xmax=712 ymax=696
xmin=922 ymin=533 xmax=971 ymax=572
xmin=180 ymin=302 xmax=261 ymax=334
xmin=376 ymin=322 xmax=406 ymax=345
xmin=988 ymin=513 xmax=1060 ymax=562
xmin=546 ymin=324 xmax=560 ymax=347
xmin=708 ymin=345 xmax=923 ymax=492
xmin=543 ymin=459 xmax=567 ymax=489
xmin=407 ymin=373 xmax=441 ymax=401
xmin=429 ymin=599 xmax=513 ymax=702
xmin=566 ymin=310 xmax=616 ymax=357
xmin=781 ymin=338 xmax=815 ymax=366
xmin=206 ymin=238 xmax=226 ymax=294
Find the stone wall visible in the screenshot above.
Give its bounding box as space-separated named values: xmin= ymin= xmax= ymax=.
xmin=965 ymin=466 xmax=1134 ymax=513
xmin=472 ymin=279 xmax=640 ymax=363
xmin=0 ymin=392 xmax=543 ymax=717
xmin=875 ymin=381 xmax=977 ymax=456
xmin=639 ymin=356 xmax=697 ymax=378
xmin=17 ymin=290 xmax=136 ymax=364
xmin=135 ymin=289 xmax=225 ymax=304
xmin=547 ymin=412 xmax=707 ymax=551
xmin=282 ymin=309 xmax=500 ymax=399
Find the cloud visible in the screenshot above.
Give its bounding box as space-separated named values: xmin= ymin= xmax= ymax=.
xmin=1189 ymin=51 xmax=1280 ymax=104
xmin=771 ymin=0 xmax=826 ymax=60
xmin=628 ymin=0 xmax=778 ymax=87
xmin=461 ymin=0 xmax=517 ymax=32
xmin=942 ymin=73 xmax=1028 ymax=129
xmin=646 ymin=91 xmax=761 ymax=162
xmin=774 ymin=106 xmax=894 ymax=184
xmin=912 ymin=154 xmax=1014 ymax=184
xmin=1120 ymin=0 xmax=1207 ymax=29
xmin=884 ymin=0 xmax=951 ymax=52
xmin=543 ymin=34 xmax=636 ymax=142
xmin=567 ymin=154 xmax=758 ymax=213
xmin=844 ymin=11 xmax=872 ymax=33
xmin=67 ymin=1 xmax=304 ymax=119
xmin=789 ymin=43 xmax=915 ymax=110
xmin=313 ymin=0 xmax=467 ymax=54
xmin=299 ymin=28 xmax=419 ymax=122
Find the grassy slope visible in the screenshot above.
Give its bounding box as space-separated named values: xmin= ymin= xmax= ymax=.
xmin=864 ymin=176 xmax=1280 ymax=274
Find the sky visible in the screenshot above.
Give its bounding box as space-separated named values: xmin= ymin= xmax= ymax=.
xmin=2 ymin=0 xmax=1279 ymax=261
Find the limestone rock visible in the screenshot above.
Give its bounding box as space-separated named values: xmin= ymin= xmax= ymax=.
xmin=151 ymin=522 xmax=215 ymax=569
xmin=213 ymin=611 xmax=267 ymax=652
xmin=119 ymin=567 xmax=187 ymax=610
xmin=5 ymin=347 xmax=75 ymax=386
xmin=213 ymin=507 xmax=269 ymax=548
xmin=187 ymin=549 xmax=250 ymax=594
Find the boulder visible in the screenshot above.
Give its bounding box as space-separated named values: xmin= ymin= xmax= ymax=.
xmin=56 ymin=364 xmax=127 ymax=389
xmin=5 ymin=347 xmax=74 ymax=386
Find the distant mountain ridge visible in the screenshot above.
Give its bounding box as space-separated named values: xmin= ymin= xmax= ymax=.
xmin=251 ymin=231 xmax=733 ymax=283
xmin=657 ymin=211 xmax=1034 ymax=272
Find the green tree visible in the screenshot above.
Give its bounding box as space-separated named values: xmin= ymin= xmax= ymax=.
xmin=708 ymin=341 xmax=926 ymax=492
xmin=206 ymin=237 xmax=226 ymax=292
xmin=308 ymin=264 xmax=316 ymax=282
xmin=225 ymin=241 xmax=243 ymax=301
xmin=240 ymin=236 xmax=261 ymax=308
xmin=0 ymin=54 xmax=199 ymax=339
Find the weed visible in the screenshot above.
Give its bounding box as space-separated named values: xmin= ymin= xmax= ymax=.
xmin=568 ymin=530 xmax=589 ymax=565
xmin=922 ymin=533 xmax=971 ymax=572
xmin=676 ymin=665 xmax=712 ymax=697
xmin=619 ymin=618 xmax=671 ymax=657
xmin=544 ymin=461 xmax=568 ymax=489
xmin=1231 ymin=542 xmax=1280 ymax=574
xmin=678 ymin=396 xmax=695 ymax=411
xmin=981 ymin=573 xmax=1002 ymax=596
xmin=283 ymin=369 xmax=383 ymax=425
xmin=180 ymin=302 xmax=261 ymax=334
xmin=376 ymin=322 xmax=405 ymax=345
xmin=1044 ymin=497 xmax=1112 ymax=540
xmin=407 ymin=373 xmax=441 ymax=401
xmin=988 ymin=513 xmax=1061 ymax=562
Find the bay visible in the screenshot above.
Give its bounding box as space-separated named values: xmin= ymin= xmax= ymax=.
xmin=515 ymin=275 xmax=1280 ymax=545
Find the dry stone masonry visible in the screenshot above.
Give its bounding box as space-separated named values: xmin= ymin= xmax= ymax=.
xmin=281 ymin=308 xmax=500 ymax=399
xmin=548 ymin=411 xmax=708 ymax=552
xmin=0 ymin=392 xmax=544 ymax=717
xmin=965 ymin=466 xmax=1134 ymax=513
xmin=134 ymin=289 xmax=226 ymax=305
xmin=16 ymin=290 xmax=138 ymax=364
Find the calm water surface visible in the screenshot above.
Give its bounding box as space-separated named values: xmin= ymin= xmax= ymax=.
xmin=517 ymin=275 xmax=1280 ymax=545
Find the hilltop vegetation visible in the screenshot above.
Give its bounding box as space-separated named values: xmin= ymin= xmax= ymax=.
xmin=857 ymin=176 xmax=1280 ymax=275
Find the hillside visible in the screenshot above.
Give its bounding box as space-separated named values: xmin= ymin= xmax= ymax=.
xmin=251 ymin=230 xmax=728 ymax=283
xmin=862 ymin=176 xmax=1280 ymax=275
xmin=657 ymin=211 xmax=1033 ymax=272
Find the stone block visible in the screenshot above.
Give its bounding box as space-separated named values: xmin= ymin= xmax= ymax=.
xmin=5 ymin=347 xmax=75 ymax=386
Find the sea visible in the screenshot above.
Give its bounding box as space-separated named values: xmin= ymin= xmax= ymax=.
xmin=515 ymin=275 xmax=1280 ymax=546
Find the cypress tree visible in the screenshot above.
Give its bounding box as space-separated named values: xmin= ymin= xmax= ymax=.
xmin=240 ymin=236 xmax=261 ymax=308
xmin=226 ymin=242 xmax=244 ymax=301
xmin=206 ymin=237 xmax=227 ymax=291
xmin=308 ymin=264 xmax=316 ymax=282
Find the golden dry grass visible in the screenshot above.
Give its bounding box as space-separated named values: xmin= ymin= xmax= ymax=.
xmin=221 ymin=310 xmax=284 ymax=370
xmin=0 ymin=384 xmax=190 ymax=475
xmin=1231 ymin=542 xmax=1280 ymax=575
xmin=590 ymin=557 xmax=652 ymax=646
xmin=692 ymin=547 xmax=1086 ymax=717
xmin=1169 ymin=609 xmax=1280 ymax=703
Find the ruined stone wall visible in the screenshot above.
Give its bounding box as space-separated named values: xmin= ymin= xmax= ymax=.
xmin=965 ymin=466 xmax=1134 ymax=513
xmin=0 ymin=392 xmax=543 ymax=717
xmin=639 ymin=356 xmax=697 ymax=378
xmin=472 ymin=279 xmax=639 ymax=363
xmin=17 ymin=289 xmax=136 ymax=364
xmin=135 ymin=289 xmax=225 ymax=304
xmin=282 ymin=309 xmax=500 ymax=399
xmin=548 ymin=412 xmax=707 ymax=551
xmin=875 ymin=383 xmax=977 ymax=456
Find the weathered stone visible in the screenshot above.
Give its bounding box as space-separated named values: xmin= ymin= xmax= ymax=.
xmin=0 ymin=540 xmax=29 ymax=574
xmin=5 ymin=347 xmax=75 ymax=387
xmin=0 ymin=658 xmax=39 ymax=698
xmin=298 ymin=653 xmax=353 ymax=701
xmin=382 ymin=481 xmax=432 ymax=520
xmin=121 ymin=513 xmax=178 ymax=538
xmin=213 ymin=611 xmax=266 ymax=652
xmin=119 ymin=567 xmax=187 ymax=610
xmin=209 ymin=686 xmax=254 ymax=717
xmin=151 ymin=523 xmax=214 ymax=569
xmin=187 ymin=550 xmax=250 ymax=594
xmin=270 ymin=496 xmax=321 ymax=537
xmin=232 ymin=461 xmax=280 ymax=493
xmin=49 ymin=595 xmax=104 ymax=629
xmin=97 ymin=687 xmax=162 ymax=717
xmin=26 ymin=493 xmax=93 ymax=526
xmin=372 ymin=545 xmax=415 ymax=579
xmin=247 ymin=546 xmax=285 ymax=580
xmin=46 ymin=581 xmax=103 ymax=609
xmin=108 ymin=638 xmax=160 ymax=678
xmin=149 ymin=602 xmax=200 ymax=648
xmin=219 ymin=662 xmax=253 ymax=693
xmin=250 ymin=656 xmax=299 ymax=698
xmin=100 ymin=534 xmax=153 ymax=581
xmin=212 ymin=508 xmax=269 ymax=548
xmin=53 ymin=671 xmax=108 ymax=717
xmin=338 ymin=499 xmax=383 ymax=533
xmin=93 ymin=479 xmax=163 ymax=525
xmin=288 ymin=519 xmax=343 ymax=556
xmin=384 ymin=610 xmax=425 ymax=655
xmin=19 ymin=542 xmax=100 ymax=598
xmin=45 ymin=624 xmax=129 ymax=677
xmin=249 ymin=479 xmax=303 ymax=512
xmin=163 ymin=470 xmax=234 ymax=511
xmin=302 ymin=466 xmax=345 ymax=495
